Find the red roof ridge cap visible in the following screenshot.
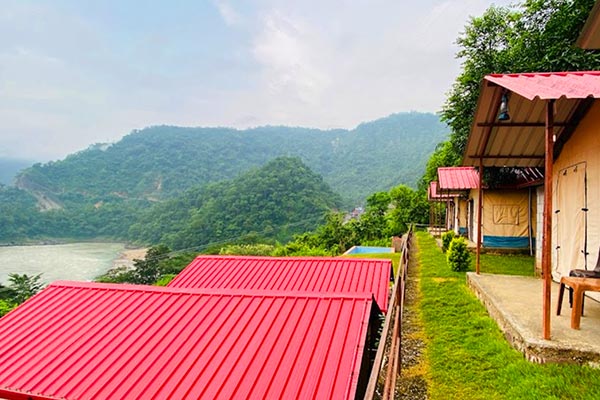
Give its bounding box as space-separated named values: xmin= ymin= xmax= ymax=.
xmin=487 ymin=70 xmax=600 ymax=78
xmin=48 ymin=281 xmax=376 ymax=301
xmin=193 ymin=255 xmax=392 ymax=263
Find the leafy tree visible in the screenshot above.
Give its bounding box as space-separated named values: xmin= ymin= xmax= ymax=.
xmin=130 ymin=245 xmax=172 ymax=285
xmin=440 ymin=0 xmax=600 ymax=164
xmin=131 ymin=157 xmax=342 ymax=250
xmin=6 ymin=273 xmax=44 ymax=304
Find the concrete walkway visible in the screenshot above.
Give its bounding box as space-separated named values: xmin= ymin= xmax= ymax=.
xmin=467 ymin=272 xmax=600 ymax=365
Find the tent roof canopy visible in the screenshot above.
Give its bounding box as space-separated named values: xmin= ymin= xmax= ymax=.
xmin=0 ymin=281 xmax=374 ymax=400
xmin=437 ymin=167 xmax=479 ymax=190
xmin=428 ymin=181 xmax=453 ymax=202
xmin=168 ymin=255 xmax=392 ymax=313
xmin=463 ymin=71 xmax=600 ymax=168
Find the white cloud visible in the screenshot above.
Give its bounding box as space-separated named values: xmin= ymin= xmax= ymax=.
xmin=213 ymin=0 xmax=242 ymax=26
xmin=0 ymin=0 xmax=517 ymax=160
xmin=252 ymin=11 xmax=332 ymax=106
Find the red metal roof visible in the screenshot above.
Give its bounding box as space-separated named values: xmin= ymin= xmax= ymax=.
xmin=437 ymin=167 xmax=479 ymax=190
xmin=168 ymin=255 xmax=392 ymax=313
xmin=0 ymin=281 xmax=374 ymax=400
xmin=485 ymin=71 xmax=600 ymax=100
xmin=427 ymin=181 xmax=453 ymax=202
xmin=464 ymin=71 xmax=600 ymax=168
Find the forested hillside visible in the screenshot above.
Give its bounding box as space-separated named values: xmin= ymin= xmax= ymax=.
xmin=0 ymin=158 xmax=340 ymax=246
xmin=128 ymin=157 xmax=343 ymax=249
xmin=17 ymin=112 xmax=446 ymax=206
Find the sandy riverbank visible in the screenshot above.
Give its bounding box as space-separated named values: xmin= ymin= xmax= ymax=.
xmin=112 ymin=247 xmax=148 ymax=269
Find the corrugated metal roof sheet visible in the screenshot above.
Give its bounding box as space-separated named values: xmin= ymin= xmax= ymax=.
xmin=427 ymin=181 xmax=453 ymax=202
xmin=0 ymin=281 xmax=374 ymax=400
xmin=437 ymin=167 xmax=479 ymax=190
xmin=168 ymin=256 xmax=392 ymax=313
xmin=486 ymin=71 xmax=600 ymax=100
xmin=464 ymin=72 xmax=600 ymax=168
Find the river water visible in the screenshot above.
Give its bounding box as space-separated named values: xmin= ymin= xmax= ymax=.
xmin=0 ymin=243 xmax=126 ymax=285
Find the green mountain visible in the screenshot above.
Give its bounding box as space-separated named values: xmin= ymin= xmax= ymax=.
xmin=17 ymin=112 xmax=447 ymax=206
xmin=0 ymin=157 xmax=341 ymax=248
xmin=128 ymin=157 xmax=343 ymax=249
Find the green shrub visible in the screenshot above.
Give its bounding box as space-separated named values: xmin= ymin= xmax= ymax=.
xmin=219 ymin=244 xmax=275 ymax=256
xmin=441 ymin=230 xmax=456 ymax=253
xmin=447 ymin=237 xmax=471 ymax=272
xmin=0 ymin=299 xmax=16 ymax=317
xmin=154 ymin=274 xmax=177 ymax=286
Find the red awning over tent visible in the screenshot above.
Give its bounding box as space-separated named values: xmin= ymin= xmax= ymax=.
xmin=168 ymin=255 xmax=392 ymax=313
xmin=464 ymin=71 xmax=600 ymax=168
xmin=485 ymin=71 xmax=600 ymax=100
xmin=437 ymin=167 xmax=479 ymax=191
xmin=428 ymin=181 xmax=455 ymax=201
xmin=0 ymin=281 xmax=374 ymax=400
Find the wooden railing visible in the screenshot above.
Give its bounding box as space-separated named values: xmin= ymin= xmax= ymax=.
xmin=363 ymin=225 xmax=413 ymax=400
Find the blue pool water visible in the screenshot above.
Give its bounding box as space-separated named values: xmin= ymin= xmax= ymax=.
xmin=344 ymin=246 xmax=394 ymax=255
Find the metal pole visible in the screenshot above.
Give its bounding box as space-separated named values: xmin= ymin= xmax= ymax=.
xmin=528 ymin=187 xmax=533 ymax=257
xmin=542 ymin=99 xmax=555 ymax=340
xmin=476 ymin=158 xmax=483 ymax=274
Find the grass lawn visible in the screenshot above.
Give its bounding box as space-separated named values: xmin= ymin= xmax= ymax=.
xmin=416 ymin=231 xmax=600 ymax=399
xmin=479 ymin=252 xmax=536 ymax=276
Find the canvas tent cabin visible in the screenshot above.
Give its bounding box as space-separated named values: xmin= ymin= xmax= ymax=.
xmin=463 ymin=70 xmax=600 ymax=338
xmin=427 ymin=180 xmax=452 ymax=235
xmin=434 ymin=167 xmax=479 ymax=237
xmin=464 ymin=169 xmax=541 ymax=251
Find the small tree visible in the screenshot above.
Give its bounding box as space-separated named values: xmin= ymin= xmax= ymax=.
xmin=441 ymin=230 xmax=456 ymax=253
xmin=130 ymin=244 xmax=171 ymax=285
xmin=447 ymin=237 xmax=471 ymax=272
xmin=6 ymin=273 xmax=45 ymax=304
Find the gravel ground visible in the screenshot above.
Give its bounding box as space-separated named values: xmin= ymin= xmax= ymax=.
xmin=396 ymin=241 xmax=428 ymax=399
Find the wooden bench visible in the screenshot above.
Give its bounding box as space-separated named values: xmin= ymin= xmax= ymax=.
xmin=556 ymin=276 xmax=600 ymax=329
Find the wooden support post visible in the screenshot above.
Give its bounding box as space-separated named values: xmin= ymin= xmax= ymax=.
xmin=476 ymin=158 xmax=483 ymax=274
xmin=542 ymin=99 xmax=555 ymax=340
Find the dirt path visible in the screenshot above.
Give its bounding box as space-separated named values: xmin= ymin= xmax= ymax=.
xmin=396 ymin=238 xmax=428 ymax=399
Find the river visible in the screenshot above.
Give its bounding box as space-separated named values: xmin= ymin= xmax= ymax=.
xmin=0 ymin=243 xmax=132 ymax=285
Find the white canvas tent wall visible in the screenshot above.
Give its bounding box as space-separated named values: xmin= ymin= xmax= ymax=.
xmin=461 ymin=71 xmax=600 ymax=339
xmin=552 ymin=101 xmax=600 ymax=301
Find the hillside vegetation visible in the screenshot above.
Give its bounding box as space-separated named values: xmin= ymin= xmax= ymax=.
xmin=128 ymin=157 xmax=343 ymax=249
xmin=17 ymin=112 xmax=446 ymax=206
xmin=0 ymin=158 xmax=341 ymax=246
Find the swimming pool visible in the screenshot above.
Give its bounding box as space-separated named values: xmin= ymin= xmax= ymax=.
xmin=343 ymin=246 xmax=394 ymax=255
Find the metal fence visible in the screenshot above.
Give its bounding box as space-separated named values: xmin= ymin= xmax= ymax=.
xmin=363 ymin=226 xmax=413 ymax=400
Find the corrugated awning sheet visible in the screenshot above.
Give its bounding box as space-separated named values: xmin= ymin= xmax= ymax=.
xmin=168 ymin=255 xmax=391 ymax=313
xmin=0 ymin=281 xmax=373 ymax=400
xmin=437 ymin=167 xmax=479 ymax=190
xmin=464 ymin=71 xmax=600 ymax=168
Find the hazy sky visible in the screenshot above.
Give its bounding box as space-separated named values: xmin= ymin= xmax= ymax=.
xmin=1 ymin=0 xmax=513 ymax=161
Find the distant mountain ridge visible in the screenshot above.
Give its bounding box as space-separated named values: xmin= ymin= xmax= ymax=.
xmin=17 ymin=112 xmax=447 ymax=206
xmin=0 ymin=157 xmax=341 ymax=246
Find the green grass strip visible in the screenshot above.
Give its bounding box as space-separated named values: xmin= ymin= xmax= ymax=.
xmin=416 ymin=232 xmax=600 ymax=400
xmin=344 ymin=252 xmax=401 ymax=276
